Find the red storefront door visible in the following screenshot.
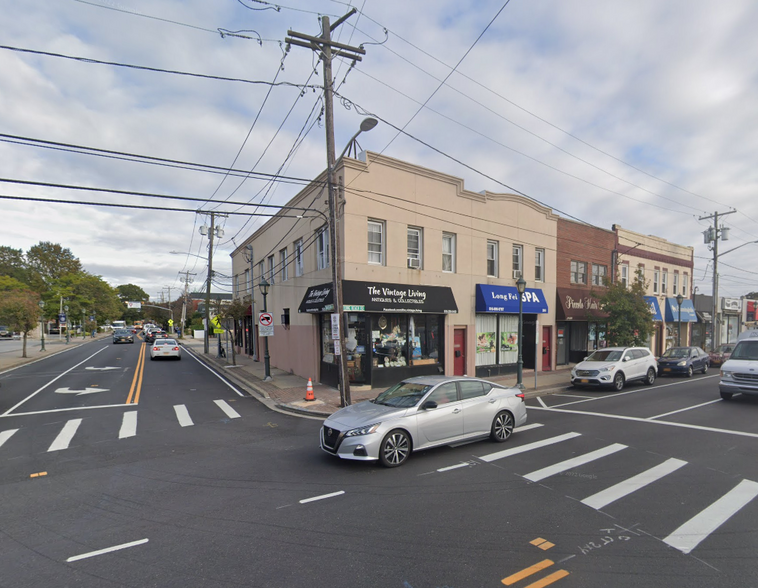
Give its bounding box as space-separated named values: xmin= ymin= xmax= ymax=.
xmin=454 ymin=328 xmax=466 ymax=376
xmin=542 ymin=326 xmax=552 ymax=371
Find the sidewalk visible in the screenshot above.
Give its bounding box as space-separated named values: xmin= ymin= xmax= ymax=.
xmin=181 ymin=337 xmax=573 ymax=418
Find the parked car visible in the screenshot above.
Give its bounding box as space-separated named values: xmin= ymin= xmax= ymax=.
xmin=709 ymin=344 xmax=735 ymax=367
xmin=0 ymin=325 xmax=12 ymax=338
xmin=320 ymin=375 xmax=527 ymax=467
xmin=112 ymin=329 xmax=134 ymax=344
xmin=719 ymin=337 xmax=758 ymax=400
xmin=571 ymin=347 xmax=657 ymax=391
xmin=657 ymin=346 xmax=710 ymax=377
xmin=149 ymin=339 xmax=181 ymax=360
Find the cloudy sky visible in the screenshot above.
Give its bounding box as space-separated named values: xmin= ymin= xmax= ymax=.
xmin=2 ymin=0 xmax=757 ymax=302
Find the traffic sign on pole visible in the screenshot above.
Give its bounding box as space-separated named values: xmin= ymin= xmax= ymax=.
xmin=258 ymin=312 xmax=274 ymax=337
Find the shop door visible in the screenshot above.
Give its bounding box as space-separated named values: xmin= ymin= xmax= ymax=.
xmin=542 ymin=326 xmax=552 ymax=371
xmin=454 ymin=328 xmax=466 ymax=376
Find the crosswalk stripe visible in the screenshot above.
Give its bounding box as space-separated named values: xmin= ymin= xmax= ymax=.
xmin=214 ymin=400 xmax=241 ymax=419
xmin=663 ymin=479 xmax=758 ymax=554
xmin=48 ymin=419 xmax=82 ymax=452
xmin=479 ymin=432 xmax=581 ymax=463
xmin=0 ymin=429 xmax=19 ymax=448
xmin=581 ymin=457 xmax=687 ymax=510
xmin=119 ymin=411 xmax=138 ymax=439
xmin=524 ymin=443 xmax=627 ymax=482
xmin=173 ymin=405 xmax=194 ymax=427
xmin=514 ymin=423 xmax=544 ymax=433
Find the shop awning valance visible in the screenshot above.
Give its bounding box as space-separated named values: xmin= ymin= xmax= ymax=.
xmin=299 ymin=281 xmax=458 ymax=314
xmin=475 ymin=284 xmax=549 ymax=314
xmin=644 ymin=296 xmax=663 ymax=322
xmin=664 ymin=298 xmax=697 ymax=322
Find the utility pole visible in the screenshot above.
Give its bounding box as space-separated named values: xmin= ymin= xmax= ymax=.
xmin=286 ymin=10 xmax=365 ymax=407
xmin=700 ymin=210 xmax=735 ymax=351
xmin=244 ymin=244 xmax=257 ymax=360
xmin=179 ymin=271 xmax=196 ymax=339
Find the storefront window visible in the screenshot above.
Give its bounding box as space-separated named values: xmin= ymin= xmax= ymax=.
xmin=409 ymin=315 xmax=440 ymax=366
xmin=475 ymin=314 xmax=518 ymax=366
xmin=499 ymin=315 xmax=518 ymax=364
xmin=371 ymin=314 xmax=441 ymax=369
xmin=321 ymin=318 xmax=337 ymax=364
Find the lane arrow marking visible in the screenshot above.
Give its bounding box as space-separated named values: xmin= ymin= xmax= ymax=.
xmin=55 ymin=387 xmax=110 ymax=395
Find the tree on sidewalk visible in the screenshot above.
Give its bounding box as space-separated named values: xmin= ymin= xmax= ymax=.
xmin=0 ymin=290 xmax=42 ymax=357
xmin=594 ymin=269 xmax=654 ymax=347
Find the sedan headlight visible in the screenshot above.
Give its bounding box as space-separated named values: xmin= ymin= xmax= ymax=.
xmin=677 ymin=360 xmax=687 ymax=366
xmin=721 ymin=370 xmax=732 ymax=378
xmin=345 ymin=423 xmax=381 ymax=437
xmin=598 ymin=365 xmax=616 ymax=373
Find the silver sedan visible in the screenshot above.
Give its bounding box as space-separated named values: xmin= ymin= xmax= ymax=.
xmin=320 ymin=375 xmax=527 ymax=467
xmin=149 ymin=339 xmax=181 ymax=360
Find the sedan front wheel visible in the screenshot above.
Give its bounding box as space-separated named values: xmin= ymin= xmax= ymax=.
xmin=613 ymin=372 xmax=625 ymax=391
xmin=644 ymin=367 xmax=656 ymax=386
xmin=686 ymin=366 xmax=693 ymax=378
xmin=379 ymin=429 xmax=411 ymax=468
xmin=491 ymin=411 xmax=514 ymax=443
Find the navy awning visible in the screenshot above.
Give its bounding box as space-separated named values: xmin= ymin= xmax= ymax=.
xmin=475 ymin=284 xmax=549 ymax=314
xmin=644 ymin=296 xmax=663 ymax=321
xmin=664 ymin=298 xmax=697 ymax=322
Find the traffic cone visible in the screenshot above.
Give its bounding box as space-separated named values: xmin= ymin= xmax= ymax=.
xmin=305 ymin=378 xmax=316 ymax=401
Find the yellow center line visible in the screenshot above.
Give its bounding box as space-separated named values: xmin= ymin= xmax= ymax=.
xmin=132 ymin=344 xmax=146 ymax=405
xmin=523 ymin=570 xmax=570 ymax=588
xmin=502 ymin=560 xmax=554 ymax=586
xmin=125 ymin=344 xmax=146 ymax=405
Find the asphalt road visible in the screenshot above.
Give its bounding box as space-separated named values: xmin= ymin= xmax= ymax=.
xmin=1 ymin=345 xmax=756 ymax=588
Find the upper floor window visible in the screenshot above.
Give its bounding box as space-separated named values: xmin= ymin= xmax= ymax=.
xmin=487 ymin=240 xmax=498 ymax=277
xmin=407 ymin=227 xmax=423 ymax=269
xmin=570 ymin=261 xmax=587 ymax=285
xmin=235 ymin=273 xmax=242 ymax=298
xmin=442 ymin=232 xmax=456 ymax=273
xmin=653 ymin=270 xmax=660 ymax=294
xmin=267 ymin=255 xmax=275 ymax=284
xmin=591 ymin=264 xmax=607 ymax=286
xmin=673 ymin=273 xmax=679 ymax=295
xmin=620 ymin=264 xmax=629 ymax=288
xmin=258 ymin=261 xmax=265 ymax=284
xmin=512 ymin=245 xmax=523 ymax=278
xmin=317 ymin=227 xmax=330 ymax=270
xmin=662 ymin=270 xmax=668 ymax=294
xmin=368 ymin=220 xmax=385 ymax=265
xmin=294 ymin=239 xmax=304 ymax=277
xmin=682 ymin=274 xmax=688 ymax=297
xmin=535 ymin=249 xmax=545 ymax=282
xmin=279 ymin=248 xmax=288 ymax=282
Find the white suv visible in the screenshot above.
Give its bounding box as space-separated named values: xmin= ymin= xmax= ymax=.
xmin=719 ymin=337 xmax=758 ymax=400
xmin=571 ymin=347 xmax=658 ymax=391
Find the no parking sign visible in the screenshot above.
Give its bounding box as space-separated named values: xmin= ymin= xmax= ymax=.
xmin=259 ymin=312 xmax=274 ymax=337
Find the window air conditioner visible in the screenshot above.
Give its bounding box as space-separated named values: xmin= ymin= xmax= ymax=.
xmin=512 ymin=270 xmax=522 ymax=279
xmin=408 ymin=258 xmax=421 ymax=269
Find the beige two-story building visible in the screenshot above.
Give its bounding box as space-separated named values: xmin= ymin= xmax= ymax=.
xmin=230 ymin=151 xmax=559 ymax=389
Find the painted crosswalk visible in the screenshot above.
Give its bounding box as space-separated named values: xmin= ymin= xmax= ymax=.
xmin=48 ymin=418 xmax=82 ymax=452
xmin=523 ymin=443 xmax=627 ymax=482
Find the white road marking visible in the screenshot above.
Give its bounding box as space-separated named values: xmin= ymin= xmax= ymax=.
xmin=299 ymin=490 xmax=345 ymax=504
xmin=663 ymin=479 xmax=758 ymax=554
xmin=48 ymin=419 xmax=82 ymax=452
xmin=55 ymin=387 xmax=109 ymax=395
xmin=514 ymin=423 xmax=544 ymax=433
xmin=1 ymin=405 xmax=132 ymax=418
xmin=66 ymin=538 xmax=149 ymax=563
xmin=647 ymin=400 xmax=722 ymax=420
xmin=0 ymin=429 xmax=19 ymax=448
xmin=173 ymin=405 xmax=193 ymax=427
xmin=581 ymin=458 xmax=688 ymax=510
xmin=523 ymin=443 xmax=627 ymax=482
xmin=182 ymin=348 xmax=245 ymax=397
xmin=214 ymin=399 xmax=241 ymax=419
xmin=85 ymin=367 xmax=120 ymax=371
xmin=478 ymin=432 xmax=581 ymax=463
xmin=552 ymin=394 xmax=596 ymax=399
xmin=537 ymin=396 xmax=548 ymax=408
xmin=529 ymin=406 xmax=758 ymax=440
xmin=119 ymin=411 xmax=138 ymax=439
xmin=2 ymin=347 xmax=108 ymax=416
xmin=437 ymin=462 xmax=470 ymax=472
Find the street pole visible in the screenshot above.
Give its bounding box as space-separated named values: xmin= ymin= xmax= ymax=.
xmin=260 ymin=278 xmax=272 ymax=381
xmin=39 ymin=300 xmax=45 ymax=352
xmin=179 ymin=271 xmax=195 ymax=339
xmin=516 ymin=276 xmax=526 ymax=389
xmin=676 ymin=294 xmax=683 ymax=346
xmin=245 ymin=245 xmax=257 ymax=360
xmin=699 ymin=210 xmax=736 ymax=351
xmin=204 ymin=212 xmax=215 ymax=355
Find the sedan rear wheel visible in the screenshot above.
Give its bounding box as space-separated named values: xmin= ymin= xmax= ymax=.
xmin=644 ymin=367 xmax=656 ymax=386
xmin=379 ymin=429 xmax=411 ymax=468
xmin=613 ymin=372 xmax=625 ymax=391
xmin=686 ymin=366 xmax=693 ymax=378
xmin=490 ymin=411 xmax=514 ymax=443
xmin=702 ymin=363 xmax=709 ymax=374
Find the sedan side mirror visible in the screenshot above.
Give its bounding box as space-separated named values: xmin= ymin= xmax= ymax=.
xmin=421 ymin=400 xmax=438 ymax=410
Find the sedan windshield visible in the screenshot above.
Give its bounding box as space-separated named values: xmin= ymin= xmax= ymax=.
xmin=374 ymin=382 xmax=432 ymax=408
xmin=585 ymin=350 xmax=623 ymax=362
xmin=730 ymin=341 xmax=758 ymax=361
xmin=661 ymin=348 xmax=690 ymax=358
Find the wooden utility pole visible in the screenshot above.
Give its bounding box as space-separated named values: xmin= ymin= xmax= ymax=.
xmin=699 ymin=210 xmax=735 ymax=351
xmin=286 ymin=11 xmax=365 ymax=407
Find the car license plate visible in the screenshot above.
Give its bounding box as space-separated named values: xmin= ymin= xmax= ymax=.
xmin=580 ymin=379 xmax=589 ymax=383
xmin=663 ymin=368 xmax=671 ymax=372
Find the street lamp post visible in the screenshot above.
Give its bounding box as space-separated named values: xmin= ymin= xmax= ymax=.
xmin=516 ymin=276 xmax=527 ymax=390
xmin=259 ymin=277 xmax=272 ymax=381
xmin=39 ymin=300 xmax=45 ymax=352
xmin=676 ymin=294 xmax=684 ymax=346
xmin=82 ymin=310 xmax=86 ymax=338
xmin=64 ymin=305 xmax=70 ymax=344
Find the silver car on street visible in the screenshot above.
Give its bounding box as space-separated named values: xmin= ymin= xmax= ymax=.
xmin=320 ymin=375 xmax=527 ymax=467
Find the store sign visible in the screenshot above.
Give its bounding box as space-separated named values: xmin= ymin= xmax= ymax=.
xmin=331 ymin=313 xmax=340 ymax=339
xmin=555 ymin=288 xmax=607 ymax=320
xmin=663 ymin=298 xmax=697 ymax=322
xmin=298 ymin=285 xmax=334 ymax=314
xmin=643 ymin=296 xmax=663 ymax=321
xmin=747 ymin=300 xmax=757 ymax=322
xmin=299 ymin=281 xmax=458 ymax=314
xmin=475 ymin=285 xmax=549 ymax=314
xmin=722 ymin=298 xmax=742 ymax=312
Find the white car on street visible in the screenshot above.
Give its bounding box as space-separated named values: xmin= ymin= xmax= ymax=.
xmin=149 ymin=339 xmax=181 ymax=361
xmin=719 ymin=337 xmax=758 ymax=400
xmin=571 ymin=347 xmax=657 ymax=391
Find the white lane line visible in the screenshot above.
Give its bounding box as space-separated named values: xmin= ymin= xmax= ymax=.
xmin=173 ymin=405 xmax=193 ymax=427
xmin=66 ymin=538 xmax=149 ymax=563
xmin=119 ymin=411 xmax=138 ymax=439
xmin=183 ymin=348 xmax=245 ymax=397
xmin=47 ymin=419 xmax=83 ymax=452
xmin=478 ymin=432 xmax=582 ymax=463
xmin=552 ymin=394 xmax=596 ymax=399
xmin=214 ymin=399 xmax=241 ymax=419
xmin=299 ymin=490 xmax=345 ymax=504
xmin=663 ymin=479 xmax=758 ymax=554
xmin=647 ymin=400 xmax=722 ymax=420
xmin=551 ymin=375 xmax=721 ymax=408
xmin=581 ymin=458 xmax=688 ymax=510
xmin=514 ymin=423 xmax=544 ymax=433
xmin=1 ymin=405 xmax=135 ymax=418
xmin=523 ymin=443 xmax=627 ymax=482
xmin=437 ymin=463 xmax=470 ymax=472
xmin=529 ymin=406 xmax=758 ymax=440
xmin=537 ymin=396 xmax=548 ymax=408
xmin=0 ymin=429 xmax=19 ymax=448
xmin=2 ymin=347 xmax=109 ymax=416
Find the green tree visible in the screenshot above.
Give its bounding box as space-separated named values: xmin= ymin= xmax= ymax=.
xmin=0 ymin=289 xmax=41 ymax=357
xmin=0 ymin=275 xmax=28 ymax=292
xmin=595 ymin=270 xmax=654 ymax=347
xmin=26 ymin=242 xmax=82 ymax=290
xmin=0 ymin=246 xmax=29 ymax=284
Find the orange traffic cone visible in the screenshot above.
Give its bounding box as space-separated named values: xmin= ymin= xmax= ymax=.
xmin=305 ymin=378 xmax=315 ymax=401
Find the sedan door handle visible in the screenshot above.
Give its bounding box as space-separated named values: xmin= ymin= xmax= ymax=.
xmin=488 ymin=399 xmax=497 ymax=404
xmin=452 ymin=408 xmax=461 ymax=414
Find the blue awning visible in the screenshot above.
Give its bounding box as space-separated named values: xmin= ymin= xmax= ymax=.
xmin=644 ymin=296 xmax=663 ymax=321
xmin=475 ymin=284 xmax=549 ymax=314
xmin=664 ymin=298 xmax=697 ymax=322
